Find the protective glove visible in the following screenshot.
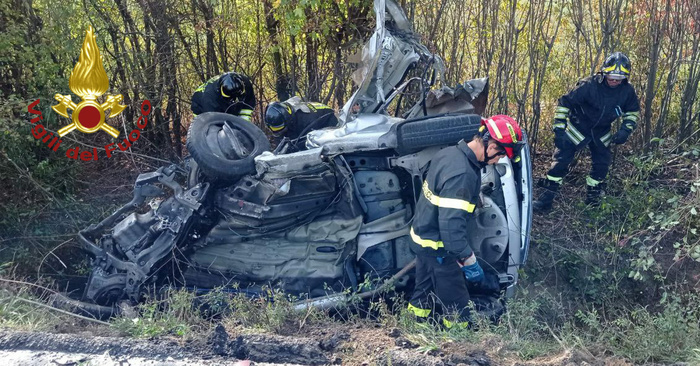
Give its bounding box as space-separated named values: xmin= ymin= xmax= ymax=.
xmin=612 ymin=128 xmax=631 ymax=145
xmin=459 ymin=254 xmax=484 ymax=283
xmin=554 ymin=128 xmax=569 ymax=150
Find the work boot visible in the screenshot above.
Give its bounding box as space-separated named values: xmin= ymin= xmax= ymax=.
xmin=585 ymin=184 xmax=604 ymax=206
xmin=533 ymin=179 xmax=560 ymax=213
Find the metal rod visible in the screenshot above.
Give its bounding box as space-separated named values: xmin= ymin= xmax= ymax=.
xmin=293 ymin=258 xmax=416 ymax=312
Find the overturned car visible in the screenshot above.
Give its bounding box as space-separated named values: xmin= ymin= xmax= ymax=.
xmin=73 ymin=0 xmax=532 ymax=316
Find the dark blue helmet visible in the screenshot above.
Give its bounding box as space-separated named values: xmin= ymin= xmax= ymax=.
xmin=601 ymin=52 xmax=631 ymax=79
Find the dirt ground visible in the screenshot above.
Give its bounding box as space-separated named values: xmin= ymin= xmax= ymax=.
xmin=2 ymin=326 xmax=685 ymax=366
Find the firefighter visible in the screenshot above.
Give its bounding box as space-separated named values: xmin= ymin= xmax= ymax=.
xmin=408 ymin=115 xmax=525 ymax=328
xmin=264 ymin=96 xmax=339 ymax=151
xmin=190 ymin=72 xmax=256 ymax=121
xmin=533 ymin=52 xmax=641 ymax=211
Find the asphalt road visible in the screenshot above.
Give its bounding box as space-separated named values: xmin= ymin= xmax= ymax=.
xmin=0 ymin=349 xmax=290 ymax=366
xmin=0 ymin=329 xmax=316 ymax=366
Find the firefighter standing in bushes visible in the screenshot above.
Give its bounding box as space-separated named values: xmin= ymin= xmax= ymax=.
xmin=190 ymin=72 xmax=256 ymax=121
xmin=533 ymin=52 xmax=641 ymax=211
xmin=265 ymin=96 xmax=339 ymax=151
xmin=408 ymin=115 xmax=525 ymax=328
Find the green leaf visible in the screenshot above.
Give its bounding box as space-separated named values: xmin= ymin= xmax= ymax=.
xmin=294 ymin=7 xmax=304 ymax=18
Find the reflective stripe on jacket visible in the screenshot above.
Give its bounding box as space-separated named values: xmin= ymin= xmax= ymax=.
xmin=556 ymin=75 xmax=640 ymax=144
xmin=410 ymin=140 xmax=480 ymax=259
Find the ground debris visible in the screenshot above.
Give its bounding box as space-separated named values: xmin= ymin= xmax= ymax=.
xmin=318 ymin=331 xmax=349 ymax=351
xmin=388 ymin=328 xmax=402 ymax=338
xmin=208 ymin=324 xmax=330 ymax=365
xmin=394 ymin=336 xmax=418 ymax=349
xmin=444 ymin=350 xmax=492 ymax=366
xmin=377 ymin=349 xmax=446 ymax=366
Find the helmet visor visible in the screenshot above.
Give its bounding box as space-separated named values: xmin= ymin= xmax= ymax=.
xmin=606 ymin=74 xmax=627 ymax=80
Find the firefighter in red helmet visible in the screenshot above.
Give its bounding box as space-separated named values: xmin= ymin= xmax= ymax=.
xmin=408 ymin=115 xmax=525 ymax=328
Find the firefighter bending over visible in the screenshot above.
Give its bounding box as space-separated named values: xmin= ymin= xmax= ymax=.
xmin=265 ymin=96 xmax=339 ymax=151
xmin=191 ymin=72 xmax=256 ymax=121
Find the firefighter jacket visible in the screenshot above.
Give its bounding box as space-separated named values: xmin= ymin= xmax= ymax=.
xmin=410 ymin=140 xmax=481 ymax=259
xmin=553 ymin=75 xmax=640 ymax=147
xmin=191 ymin=73 xmax=256 ymax=120
xmin=283 ymin=97 xmax=338 ymax=140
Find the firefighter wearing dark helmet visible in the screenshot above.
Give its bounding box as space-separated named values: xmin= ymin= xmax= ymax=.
xmin=408 ymin=115 xmax=525 ymax=328
xmin=265 ymin=96 xmax=339 ymax=150
xmin=533 ymin=52 xmax=640 ymax=211
xmin=190 ymin=72 xmax=256 ymax=121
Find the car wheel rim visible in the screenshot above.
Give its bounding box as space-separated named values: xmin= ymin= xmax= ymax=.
xmin=204 ymin=120 xmax=256 ymax=160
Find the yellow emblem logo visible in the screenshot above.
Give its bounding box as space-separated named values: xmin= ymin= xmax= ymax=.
xmin=52 ymin=26 xmax=125 ymax=138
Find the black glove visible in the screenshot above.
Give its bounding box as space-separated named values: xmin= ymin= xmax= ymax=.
xmin=554 ymin=128 xmax=569 ymax=150
xmin=612 ymin=128 xmax=631 ymax=145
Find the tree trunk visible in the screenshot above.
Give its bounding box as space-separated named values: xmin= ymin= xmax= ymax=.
xmin=654 ymin=0 xmax=683 ymax=141
xmin=291 ymin=35 xmax=298 ymax=97
xmin=679 ymin=33 xmax=700 ymax=141
xmin=197 ymin=0 xmax=219 ymax=77
xmin=140 ymin=0 xmax=179 ymax=158
xmin=262 ymin=0 xmax=290 ymax=101
xmin=642 ymin=0 xmax=661 ymax=152
xmin=327 ymin=44 xmax=342 ymax=106
xmin=306 ymin=35 xmax=320 ymax=101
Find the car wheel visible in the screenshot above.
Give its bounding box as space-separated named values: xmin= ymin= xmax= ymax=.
xmin=186 ymin=113 xmax=270 ymax=183
xmin=395 ymin=114 xmax=482 ymax=154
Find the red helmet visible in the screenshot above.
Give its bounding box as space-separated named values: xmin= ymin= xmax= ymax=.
xmin=480 ymin=115 xmax=525 ymax=159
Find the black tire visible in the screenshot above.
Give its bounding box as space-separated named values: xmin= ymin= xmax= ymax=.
xmin=186 ymin=113 xmax=270 ymax=183
xmin=395 ymin=113 xmax=482 ymax=154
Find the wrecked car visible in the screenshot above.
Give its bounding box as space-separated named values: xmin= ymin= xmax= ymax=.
xmin=68 ymin=0 xmax=533 ymax=318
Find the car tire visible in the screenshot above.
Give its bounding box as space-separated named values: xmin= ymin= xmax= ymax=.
xmin=395 ymin=113 xmax=482 ymax=154
xmin=186 ymin=113 xmax=270 ymax=183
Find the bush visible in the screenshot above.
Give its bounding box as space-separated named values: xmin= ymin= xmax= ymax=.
xmin=566 ymin=294 xmax=700 ymax=363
